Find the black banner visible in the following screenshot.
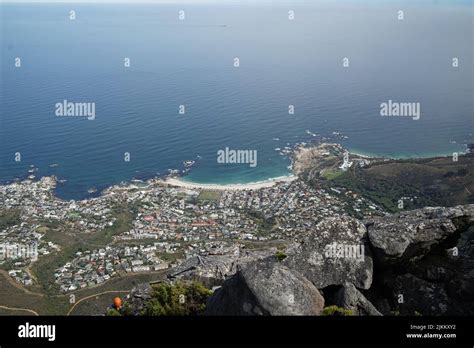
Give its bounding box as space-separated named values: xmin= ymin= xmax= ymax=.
xmin=0 ymin=316 xmax=472 ymax=347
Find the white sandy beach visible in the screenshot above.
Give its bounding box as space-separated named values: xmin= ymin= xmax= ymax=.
xmin=161 ymin=175 xmax=297 ymax=191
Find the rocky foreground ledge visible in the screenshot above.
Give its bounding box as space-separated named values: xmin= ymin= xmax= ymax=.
xmin=126 ymin=204 xmax=474 ymax=316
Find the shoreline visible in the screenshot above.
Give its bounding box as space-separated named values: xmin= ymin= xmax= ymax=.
xmin=160 ymin=175 xmax=298 ymax=191
xmin=3 ymin=142 xmax=471 ymax=199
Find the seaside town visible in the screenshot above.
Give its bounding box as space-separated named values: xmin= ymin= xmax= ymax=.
xmin=0 ymin=144 xmax=386 ymax=292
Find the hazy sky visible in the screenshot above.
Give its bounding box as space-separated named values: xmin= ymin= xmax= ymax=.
xmin=2 ymin=0 xmax=469 ymax=4
xmin=1 ymin=0 xmax=308 ymax=3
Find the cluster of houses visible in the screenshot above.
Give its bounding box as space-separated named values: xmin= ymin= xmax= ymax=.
xmin=0 ymin=176 xmax=117 ymax=234
xmin=55 ymin=244 xmax=170 ymax=293
xmin=115 ymin=178 xmax=381 ymax=246
xmin=8 ymin=269 xmax=34 ymax=286
xmin=0 ymin=223 xmax=60 ymax=286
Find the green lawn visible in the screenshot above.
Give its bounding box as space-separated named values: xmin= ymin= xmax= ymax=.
xmin=197 ymin=190 xmax=221 ymax=202
xmin=320 ymin=169 xmax=343 ymax=180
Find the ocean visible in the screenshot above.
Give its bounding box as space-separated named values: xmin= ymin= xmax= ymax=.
xmin=1 ymin=1 xmax=473 ymax=200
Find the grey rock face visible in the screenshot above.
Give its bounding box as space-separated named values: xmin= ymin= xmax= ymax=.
xmin=124 ymin=283 xmax=152 ymax=315
xmin=385 ymin=225 xmax=474 ymax=315
xmin=283 ymin=216 xmax=373 ymax=289
xmin=206 ymin=258 xmax=325 ymax=316
xmin=335 ymin=283 xmax=382 ymax=316
xmin=167 ymin=247 xmax=277 ymax=287
xmin=391 ymin=274 xmax=450 ymax=315
xmin=365 ymin=205 xmax=474 ymax=316
xmin=366 ymin=205 xmax=474 ymax=263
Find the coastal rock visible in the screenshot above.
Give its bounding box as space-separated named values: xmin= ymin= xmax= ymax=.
xmin=335 ymin=283 xmax=382 ymax=316
xmin=205 ymin=258 xmax=325 ymax=315
xmin=283 ymin=216 xmax=373 ymax=289
xmin=366 ymin=205 xmax=474 ymax=263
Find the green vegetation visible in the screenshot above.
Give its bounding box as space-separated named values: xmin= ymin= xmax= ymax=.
xmin=88 ymin=210 xmax=133 ymax=247
xmin=0 ymin=209 xmax=21 ymax=230
xmin=66 ymin=211 xmax=81 ymax=220
xmin=275 ymin=250 xmax=287 ymax=262
xmin=0 ymin=259 xmax=15 ymax=271
xmin=322 ymin=305 xmax=353 ymax=316
xmin=320 ymin=169 xmax=343 ymax=180
xmin=313 ymin=154 xmax=474 ymax=212
xmin=0 ymin=270 xmax=70 ymax=315
xmin=106 ymin=308 xmax=122 ymax=316
xmin=156 ymin=252 xmax=183 ymax=263
xmin=197 ymin=190 xmax=221 ymax=202
xmin=141 ymin=281 xmax=212 ymax=316
xmin=324 ymin=169 xmax=426 ymax=212
xmin=245 ymin=209 xmax=275 ymax=234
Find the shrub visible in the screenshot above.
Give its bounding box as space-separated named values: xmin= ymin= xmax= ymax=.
xmin=275 ymin=250 xmax=287 ymax=262
xmin=322 ymin=305 xmax=353 ymax=316
xmin=142 ymin=281 xmax=212 ymax=316
xmin=106 ymin=308 xmax=121 ymax=316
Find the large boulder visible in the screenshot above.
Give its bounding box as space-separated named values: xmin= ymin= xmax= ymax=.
xmin=283 ymin=216 xmax=373 ymax=289
xmin=335 ymin=283 xmax=382 ymax=316
xmin=205 ymin=258 xmax=325 ymax=315
xmin=366 ymin=205 xmax=474 ymax=263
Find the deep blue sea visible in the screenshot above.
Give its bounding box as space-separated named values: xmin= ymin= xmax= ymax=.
xmin=1 ymin=1 xmax=473 ymax=200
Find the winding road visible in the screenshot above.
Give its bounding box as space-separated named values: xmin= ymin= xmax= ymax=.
xmin=0 ymin=305 xmax=39 ymax=316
